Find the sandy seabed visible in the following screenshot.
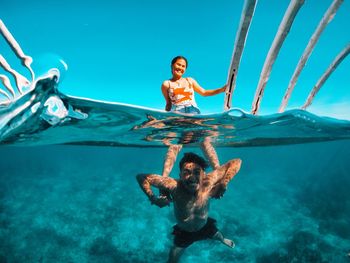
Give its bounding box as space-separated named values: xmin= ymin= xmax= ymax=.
xmin=0 ymin=142 xmax=349 ymax=262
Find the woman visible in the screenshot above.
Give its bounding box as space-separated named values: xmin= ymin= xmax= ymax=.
xmin=160 ymin=56 xmax=226 ymax=180
xmin=161 ymin=56 xmax=226 ymax=114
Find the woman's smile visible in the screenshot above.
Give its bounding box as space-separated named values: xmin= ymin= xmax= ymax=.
xmin=172 ymin=58 xmax=187 ymax=78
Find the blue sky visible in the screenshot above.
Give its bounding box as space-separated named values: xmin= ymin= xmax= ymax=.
xmin=1 ymin=0 xmax=349 ymax=118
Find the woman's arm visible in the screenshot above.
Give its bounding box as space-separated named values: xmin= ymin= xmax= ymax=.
xmin=161 ymin=81 xmax=172 ymax=111
xmin=190 ymin=78 xmax=226 ymax=97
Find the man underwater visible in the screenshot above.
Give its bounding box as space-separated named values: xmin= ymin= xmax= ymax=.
xmin=137 ymin=152 xmax=242 ymax=263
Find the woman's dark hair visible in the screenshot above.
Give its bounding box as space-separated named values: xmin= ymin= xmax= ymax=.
xmin=179 ymin=152 xmax=209 ymax=171
xmin=171 ymin=56 xmax=188 ymax=68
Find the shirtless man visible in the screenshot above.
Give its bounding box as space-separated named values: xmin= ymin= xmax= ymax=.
xmin=136 ymin=152 xmax=242 ymax=263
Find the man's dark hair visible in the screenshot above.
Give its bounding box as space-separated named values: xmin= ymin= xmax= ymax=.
xmin=179 ymin=152 xmax=209 ymax=171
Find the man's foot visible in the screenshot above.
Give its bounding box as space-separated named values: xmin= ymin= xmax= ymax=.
xmin=223 ymin=238 xmax=235 ymax=248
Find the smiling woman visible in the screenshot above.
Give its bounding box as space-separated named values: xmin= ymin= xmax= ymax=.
xmin=161 ymin=55 xmax=227 ymax=114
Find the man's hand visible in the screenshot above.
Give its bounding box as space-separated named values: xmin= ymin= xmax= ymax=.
xmin=210 ymin=182 xmax=227 ymax=199
xmin=150 ymin=195 xmax=171 ymax=208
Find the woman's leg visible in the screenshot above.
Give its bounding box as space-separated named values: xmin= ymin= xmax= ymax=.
xmin=200 ymin=137 xmax=220 ymax=170
xmin=162 ymin=144 xmax=183 ymax=177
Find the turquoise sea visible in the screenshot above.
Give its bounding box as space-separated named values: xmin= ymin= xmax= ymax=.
xmin=0 ymin=140 xmax=349 ymax=262
xmin=1 ymin=0 xmax=350 ymax=262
